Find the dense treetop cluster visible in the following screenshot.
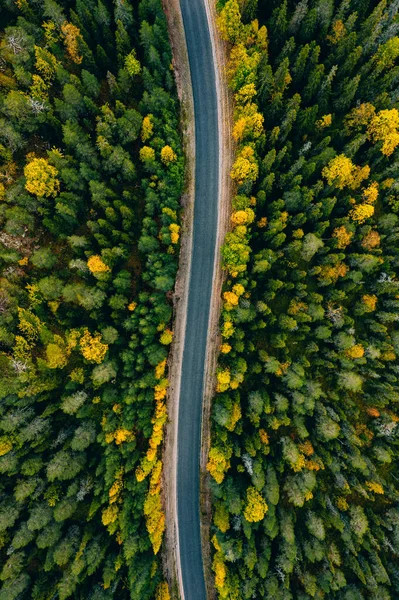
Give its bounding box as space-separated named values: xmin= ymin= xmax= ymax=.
xmin=0 ymin=0 xmax=182 ymax=598
xmin=209 ymin=1 xmax=399 ymax=598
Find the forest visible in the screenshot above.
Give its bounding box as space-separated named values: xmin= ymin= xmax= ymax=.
xmin=0 ymin=0 xmax=182 ymax=598
xmin=209 ymin=0 xmax=399 ymax=599
xmin=2 ymin=0 xmax=399 ymax=597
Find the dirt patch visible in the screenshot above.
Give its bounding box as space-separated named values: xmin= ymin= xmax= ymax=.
xmin=161 ymin=0 xmax=195 ymax=598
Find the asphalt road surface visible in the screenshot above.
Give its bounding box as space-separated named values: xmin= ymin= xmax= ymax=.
xmin=177 ymin=1 xmax=219 ymax=598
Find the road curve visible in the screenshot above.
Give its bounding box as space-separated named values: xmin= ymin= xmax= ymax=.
xmin=176 ymin=0 xmax=219 ymax=598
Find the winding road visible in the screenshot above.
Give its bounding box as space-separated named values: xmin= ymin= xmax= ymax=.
xmin=176 ymin=0 xmax=220 ymax=598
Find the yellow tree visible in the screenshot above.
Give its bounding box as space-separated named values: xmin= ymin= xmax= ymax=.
xmin=250 ymin=18 xmax=268 ymax=50
xmin=155 ymin=358 xmax=167 ymax=379
xmin=232 ymin=104 xmax=264 ymax=142
xmin=155 ymin=583 xmax=171 ymax=600
xmin=169 ymin=223 xmax=180 ymax=244
xmin=316 ymin=114 xmax=332 ymax=128
xmin=79 ymin=330 xmax=108 ymax=363
xmin=207 ymin=445 xmax=232 ymax=483
xmin=332 ymin=226 xmax=353 ymax=249
xmin=43 ymin=21 xmax=59 ymax=45
xmin=231 ymin=208 xmax=255 ymax=225
xmin=30 ymin=74 xmax=50 ymax=100
xmin=227 ymin=43 xmax=261 ymax=90
xmin=367 ymin=108 xmax=399 ymax=156
xmin=362 ymin=182 xmax=379 ymax=204
xmin=61 ymin=22 xmax=83 ymax=64
xmin=345 ymin=344 xmax=365 ymax=359
xmin=143 ymin=475 xmax=165 ymax=554
xmin=223 ymin=291 xmax=239 ymax=308
xmin=222 ymin=320 xmax=235 ymax=338
xmin=327 ymin=19 xmax=346 ymax=44
xmin=141 ymin=115 xmax=154 ymax=141
xmin=345 ymin=103 xmax=375 ymax=133
xmin=220 ymin=343 xmax=232 ymax=354
xmin=24 ymin=158 xmax=60 ymax=197
xmin=231 ymin=146 xmax=259 ymax=184
xmin=217 ymin=369 xmax=231 ymax=392
xmin=243 ymin=486 xmax=268 ymax=522
xmin=322 ymin=154 xmax=355 ymax=188
xmin=46 ymin=343 xmax=68 ymax=369
xmin=18 ymin=307 xmax=43 ymax=342
xmin=87 ymin=255 xmax=110 ymax=274
xmin=113 ymin=429 xmax=134 ymax=445
xmin=125 ymin=50 xmax=141 ymax=76
xmin=217 ymin=0 xmax=243 ymax=43
xmin=351 ymin=165 xmax=371 ymax=189
xmin=363 ymin=295 xmax=377 ymax=311
xmin=373 ymin=37 xmax=399 ymax=72
xmin=0 ymin=438 xmax=12 ymax=457
xmin=213 ymin=552 xmax=227 ymax=593
xmin=160 ymin=145 xmax=177 ymax=164
xmin=108 ymin=469 xmax=123 ymax=504
xmin=101 ymin=504 xmax=119 ymax=528
xmin=322 ymin=154 xmax=369 ymax=189
xmin=233 ymin=283 xmax=245 ymax=296
xmin=139 ymin=146 xmax=155 ymax=163
xmin=160 ymin=329 xmax=173 ymax=345
xmin=226 ymin=402 xmax=241 ymax=430
xmin=34 ymin=46 xmax=59 ymax=81
xmin=366 ymin=481 xmax=384 ymax=494
xmin=350 ymin=204 xmax=374 ymax=223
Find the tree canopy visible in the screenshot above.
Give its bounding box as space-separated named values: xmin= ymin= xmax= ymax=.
xmin=0 ymin=0 xmax=182 ymax=597
xmin=210 ymin=1 xmax=399 ymax=599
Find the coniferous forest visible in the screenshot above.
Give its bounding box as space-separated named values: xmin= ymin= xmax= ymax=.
xmin=0 ymin=0 xmax=182 ymax=598
xmin=209 ymin=1 xmax=399 ymax=599
xmin=2 ymin=0 xmax=399 ymax=598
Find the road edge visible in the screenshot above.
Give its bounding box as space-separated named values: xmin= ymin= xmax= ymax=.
xmin=161 ymin=1 xmax=195 ymax=598
xmin=200 ymin=2 xmax=234 ymax=599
